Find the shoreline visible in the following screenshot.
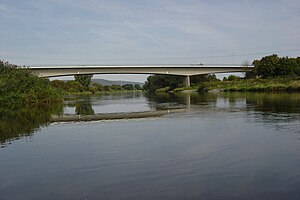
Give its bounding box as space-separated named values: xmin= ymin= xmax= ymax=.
xmin=152 ymin=77 xmax=300 ymax=94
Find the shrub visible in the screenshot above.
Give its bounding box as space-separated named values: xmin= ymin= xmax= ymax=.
xmin=0 ymin=60 xmax=62 ymax=104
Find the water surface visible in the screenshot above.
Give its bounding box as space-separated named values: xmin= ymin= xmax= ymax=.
xmin=0 ymin=92 xmax=299 ymax=200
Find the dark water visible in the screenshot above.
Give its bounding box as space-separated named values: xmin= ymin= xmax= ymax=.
xmin=0 ymin=92 xmax=300 ymax=200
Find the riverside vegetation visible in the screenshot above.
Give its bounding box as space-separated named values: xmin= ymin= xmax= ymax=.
xmin=51 ymin=78 xmax=142 ymax=95
xmin=143 ymin=54 xmax=300 ymax=93
xmin=0 ymin=60 xmax=142 ymax=105
xmin=0 ymin=60 xmax=62 ymax=104
xmin=0 ymin=60 xmax=144 ymax=145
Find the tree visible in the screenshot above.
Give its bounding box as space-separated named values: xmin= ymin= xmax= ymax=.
xmin=122 ymin=84 xmax=134 ymax=90
xmin=253 ymin=55 xmax=300 ymax=78
xmin=66 ymin=80 xmax=84 ymax=92
xmin=242 ymin=60 xmax=256 ymax=79
xmin=74 ymin=74 xmax=93 ymax=90
xmin=227 ymin=75 xmax=241 ymax=81
xmin=0 ymin=60 xmax=62 ymax=104
xmin=51 ymin=80 xmax=67 ymax=90
xmin=111 ymin=84 xmax=123 ymax=90
xmin=92 ymin=83 xmax=104 ymax=91
xmin=103 ymin=85 xmax=111 ymax=91
xmin=190 ymin=74 xmax=219 ymax=84
xmin=275 ymin=57 xmax=298 ymax=76
xmin=134 ymin=84 xmax=142 ymax=90
xmin=296 ymin=57 xmax=300 ymax=75
xmin=253 ymin=54 xmax=279 ymax=78
xmin=143 ymin=75 xmax=183 ymax=93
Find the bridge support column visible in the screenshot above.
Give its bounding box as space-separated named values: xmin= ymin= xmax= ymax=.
xmin=183 ymin=76 xmax=190 ymax=87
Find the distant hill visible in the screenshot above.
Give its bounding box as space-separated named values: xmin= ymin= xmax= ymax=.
xmin=92 ymin=79 xmax=144 ymax=86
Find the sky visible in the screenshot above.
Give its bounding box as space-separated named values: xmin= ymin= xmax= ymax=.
xmin=1 ymin=0 xmax=300 ymax=82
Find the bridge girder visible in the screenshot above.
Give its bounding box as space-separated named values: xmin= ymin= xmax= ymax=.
xmin=29 ymin=65 xmax=253 ymax=78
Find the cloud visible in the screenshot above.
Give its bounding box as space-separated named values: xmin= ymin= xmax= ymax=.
xmin=1 ymin=0 xmax=299 ymax=66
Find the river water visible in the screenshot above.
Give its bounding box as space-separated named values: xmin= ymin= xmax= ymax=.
xmin=0 ymin=92 xmax=300 ymax=200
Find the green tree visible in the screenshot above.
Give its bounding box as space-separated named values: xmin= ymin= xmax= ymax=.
xmin=0 ymin=60 xmax=62 ymax=104
xmin=65 ymin=80 xmax=84 ymax=92
xmin=143 ymin=75 xmax=183 ymax=93
xmin=51 ymin=80 xmax=67 ymax=91
xmin=122 ymin=84 xmax=134 ymax=90
xmin=103 ymin=85 xmax=111 ymax=91
xmin=296 ymin=57 xmax=300 ymax=75
xmin=227 ymin=75 xmax=241 ymax=81
xmin=275 ymin=57 xmax=298 ymax=76
xmin=190 ymin=74 xmax=218 ymax=84
xmin=93 ymin=83 xmax=104 ymax=91
xmin=253 ymin=55 xmax=300 ymax=78
xmin=111 ymin=84 xmax=123 ymax=90
xmin=134 ymin=84 xmax=142 ymax=90
xmin=253 ymin=54 xmax=279 ymax=78
xmin=242 ymin=60 xmax=256 ymax=79
xmin=74 ymin=74 xmax=93 ymax=90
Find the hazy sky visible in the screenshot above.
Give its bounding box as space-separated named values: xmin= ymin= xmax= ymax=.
xmin=1 ymin=0 xmax=299 ymax=81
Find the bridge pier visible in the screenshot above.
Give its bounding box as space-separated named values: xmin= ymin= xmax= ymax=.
xmin=183 ymin=76 xmax=190 ymax=87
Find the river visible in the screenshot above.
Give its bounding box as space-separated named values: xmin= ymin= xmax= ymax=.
xmin=0 ymin=92 xmax=300 ymax=200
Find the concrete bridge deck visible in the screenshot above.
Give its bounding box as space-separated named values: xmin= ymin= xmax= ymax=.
xmin=29 ymin=65 xmax=253 ymax=87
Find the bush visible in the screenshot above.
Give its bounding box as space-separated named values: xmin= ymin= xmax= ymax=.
xmin=227 ymin=75 xmax=241 ymax=81
xmin=0 ymin=60 xmax=62 ymax=104
xmin=65 ymin=80 xmax=84 ymax=92
xmin=51 ymin=80 xmax=67 ymax=91
xmin=89 ymin=86 xmax=98 ymax=94
xmin=155 ymin=86 xmax=170 ymax=93
xmin=104 ymin=85 xmax=111 ymax=91
xmin=111 ymin=84 xmax=123 ymax=90
xmin=122 ymin=84 xmax=134 ymax=90
xmin=134 ymin=84 xmax=142 ymax=90
xmin=93 ymin=83 xmax=104 ymax=91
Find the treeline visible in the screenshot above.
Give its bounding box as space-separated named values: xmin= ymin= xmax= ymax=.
xmin=250 ymin=54 xmax=300 ymax=78
xmin=0 ymin=60 xmax=142 ymax=104
xmin=143 ymin=74 xmax=218 ymax=93
xmin=51 ymin=78 xmax=142 ymax=94
xmin=0 ymin=60 xmax=62 ymax=104
xmin=198 ymin=55 xmax=300 ymax=92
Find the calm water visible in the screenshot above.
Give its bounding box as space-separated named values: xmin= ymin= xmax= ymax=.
xmin=0 ymin=92 xmax=300 ymax=200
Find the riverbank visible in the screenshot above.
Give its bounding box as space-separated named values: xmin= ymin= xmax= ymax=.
xmin=156 ymin=77 xmax=300 ymax=93
xmin=0 ymin=61 xmax=143 ymax=104
xmin=197 ymin=77 xmax=300 ymax=92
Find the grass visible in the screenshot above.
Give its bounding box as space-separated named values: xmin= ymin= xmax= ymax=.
xmin=197 ymin=77 xmax=300 ymax=92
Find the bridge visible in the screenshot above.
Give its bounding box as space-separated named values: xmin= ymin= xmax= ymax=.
xmin=29 ymin=65 xmax=252 ymax=87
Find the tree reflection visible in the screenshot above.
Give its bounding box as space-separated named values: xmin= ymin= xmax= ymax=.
xmin=245 ymin=93 xmax=300 ymax=113
xmin=75 ymin=101 xmax=95 ymax=115
xmin=146 ymin=92 xmax=300 ymax=115
xmin=145 ymin=92 xmax=218 ymax=110
xmin=0 ymin=103 xmax=63 ymax=147
xmin=64 ymin=95 xmax=95 ymax=115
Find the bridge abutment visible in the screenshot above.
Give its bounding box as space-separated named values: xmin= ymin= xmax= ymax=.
xmin=183 ymin=76 xmax=190 ymax=87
